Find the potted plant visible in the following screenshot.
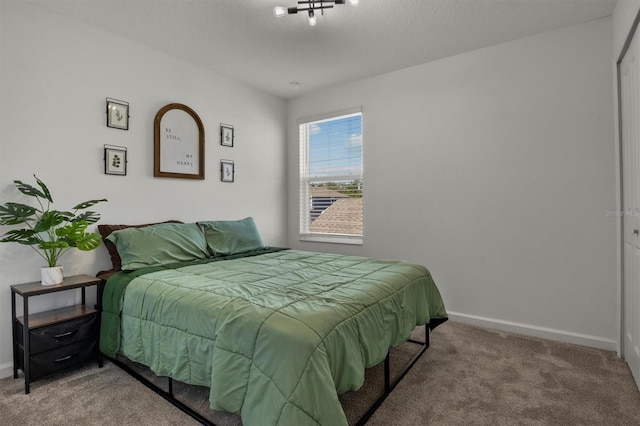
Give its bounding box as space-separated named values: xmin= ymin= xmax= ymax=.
xmin=0 ymin=175 xmax=107 ymax=285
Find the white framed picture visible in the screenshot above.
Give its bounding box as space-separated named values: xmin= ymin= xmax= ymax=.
xmin=220 ymin=160 xmax=234 ymax=182
xmin=104 ymin=146 xmax=127 ymax=175
xmin=220 ymin=124 xmax=234 ymax=147
xmin=106 ymin=98 xmax=129 ymax=130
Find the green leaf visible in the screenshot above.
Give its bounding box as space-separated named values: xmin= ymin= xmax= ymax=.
xmin=56 ymin=220 xmax=88 ymax=242
xmin=39 ymin=240 xmax=70 ymax=250
xmin=73 ymin=233 xmax=102 ymax=251
xmin=73 ymin=211 xmax=101 ymax=224
xmin=13 ymin=179 xmax=48 ymax=200
xmin=57 ymin=211 xmax=75 ymax=221
xmin=1 ymin=229 xmax=39 ymax=245
xmin=0 ymin=203 xmax=37 ymax=225
xmin=33 ymin=211 xmax=66 ymax=232
xmin=72 ymin=199 xmax=107 ymax=210
xmin=34 ymin=175 xmax=53 ymax=203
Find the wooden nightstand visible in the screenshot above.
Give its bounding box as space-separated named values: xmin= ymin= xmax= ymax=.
xmin=11 ymin=274 xmax=103 ymax=394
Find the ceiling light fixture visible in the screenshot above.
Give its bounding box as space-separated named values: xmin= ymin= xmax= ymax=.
xmin=274 ymin=0 xmax=358 ymax=26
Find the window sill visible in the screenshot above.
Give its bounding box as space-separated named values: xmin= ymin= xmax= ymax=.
xmin=299 ymin=235 xmax=363 ymax=245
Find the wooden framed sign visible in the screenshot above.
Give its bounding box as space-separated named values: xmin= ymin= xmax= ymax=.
xmin=154 ymin=103 xmax=205 ymax=179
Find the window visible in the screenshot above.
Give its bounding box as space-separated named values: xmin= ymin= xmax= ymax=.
xmin=299 ymin=109 xmax=363 ymax=244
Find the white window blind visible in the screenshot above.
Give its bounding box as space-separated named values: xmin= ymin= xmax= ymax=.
xmin=299 ymin=110 xmax=363 ymax=244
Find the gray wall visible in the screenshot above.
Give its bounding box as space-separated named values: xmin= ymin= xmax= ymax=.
xmin=0 ymin=1 xmax=621 ymax=379
xmin=287 ymin=17 xmax=617 ymax=350
xmin=0 ymin=1 xmax=287 ymax=377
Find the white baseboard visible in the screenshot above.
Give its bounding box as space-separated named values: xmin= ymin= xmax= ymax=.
xmin=446 ymin=311 xmax=618 ymax=352
xmin=0 ymin=316 xmax=617 ymax=378
xmin=0 ymin=361 xmax=14 ymax=379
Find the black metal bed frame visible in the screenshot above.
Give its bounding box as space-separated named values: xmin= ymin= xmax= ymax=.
xmin=108 ymin=326 xmax=430 ymax=426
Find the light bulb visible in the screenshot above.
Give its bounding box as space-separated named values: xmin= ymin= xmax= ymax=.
xmin=273 ymin=6 xmax=287 ymax=17
xmin=308 ymin=10 xmax=317 ymax=26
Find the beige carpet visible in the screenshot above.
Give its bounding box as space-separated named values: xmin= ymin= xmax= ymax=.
xmin=1 ymin=321 xmax=639 ymax=426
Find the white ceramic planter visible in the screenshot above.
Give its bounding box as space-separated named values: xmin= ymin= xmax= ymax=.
xmin=41 ymin=266 xmax=64 ymax=286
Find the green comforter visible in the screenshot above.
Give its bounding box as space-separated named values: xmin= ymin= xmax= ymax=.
xmin=100 ymin=249 xmax=447 ymax=426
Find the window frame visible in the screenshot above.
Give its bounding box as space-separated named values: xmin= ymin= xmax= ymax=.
xmin=298 ymin=107 xmax=363 ymax=245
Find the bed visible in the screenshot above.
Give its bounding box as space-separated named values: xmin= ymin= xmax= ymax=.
xmin=97 ymin=219 xmax=447 ymax=426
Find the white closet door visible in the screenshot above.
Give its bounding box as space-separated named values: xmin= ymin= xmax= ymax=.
xmin=621 ymin=24 xmax=640 ymax=390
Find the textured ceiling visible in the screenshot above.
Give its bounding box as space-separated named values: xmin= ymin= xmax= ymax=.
xmin=23 ymin=0 xmax=616 ymax=99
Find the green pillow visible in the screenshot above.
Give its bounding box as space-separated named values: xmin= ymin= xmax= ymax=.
xmin=106 ymin=223 xmax=209 ymax=270
xmin=197 ymin=217 xmax=264 ymax=256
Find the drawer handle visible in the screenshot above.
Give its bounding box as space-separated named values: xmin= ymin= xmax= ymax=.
xmin=53 ymin=354 xmax=76 ymax=363
xmin=53 ymin=330 xmax=77 ymax=339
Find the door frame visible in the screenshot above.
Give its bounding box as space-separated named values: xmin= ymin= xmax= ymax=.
xmin=617 ymin=9 xmax=640 ymax=359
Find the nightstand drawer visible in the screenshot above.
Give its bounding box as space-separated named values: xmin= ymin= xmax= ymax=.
xmin=11 ymin=275 xmax=103 ymax=394
xmin=17 ymin=313 xmax=98 ymax=355
xmin=18 ymin=339 xmax=97 ymax=381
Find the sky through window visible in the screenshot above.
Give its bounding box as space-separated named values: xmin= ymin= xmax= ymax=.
xmin=308 ymin=114 xmax=362 ymax=179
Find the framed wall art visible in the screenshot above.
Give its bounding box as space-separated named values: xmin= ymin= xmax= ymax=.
xmin=106 ymin=98 xmax=129 ymax=130
xmin=220 ymin=124 xmax=234 ymax=147
xmin=104 ymin=145 xmax=127 ymax=175
xmin=220 ymin=160 xmax=234 ymax=183
xmin=154 ymin=103 xmax=205 ymax=180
